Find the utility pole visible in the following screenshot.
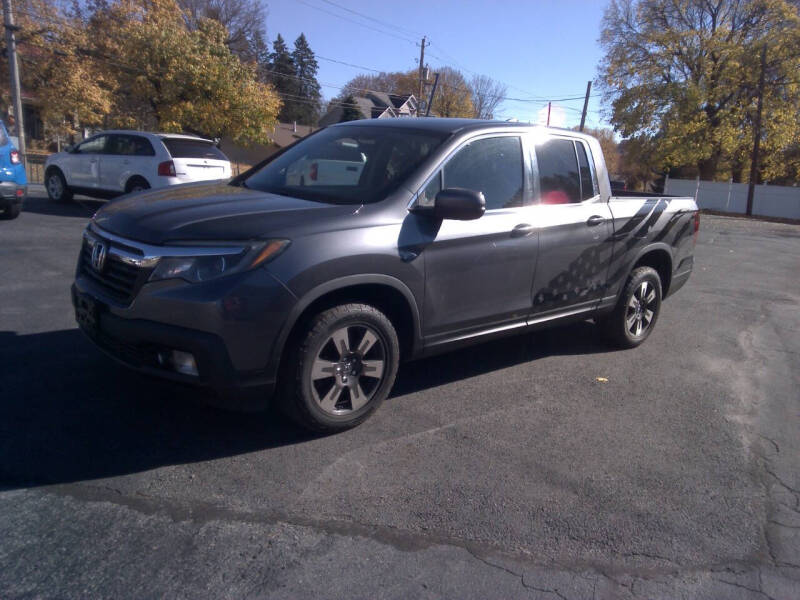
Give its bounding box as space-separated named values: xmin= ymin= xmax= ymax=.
xmin=417 ymin=36 xmax=426 ymax=112
xmin=425 ymin=72 xmax=439 ymax=117
xmin=546 ymin=102 xmax=552 ymax=127
xmin=746 ymin=44 xmax=767 ymax=217
xmin=579 ymin=80 xmax=592 ymax=132
xmin=3 ymin=0 xmax=25 ymax=163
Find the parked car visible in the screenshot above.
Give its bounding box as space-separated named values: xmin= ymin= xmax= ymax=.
xmin=71 ymin=119 xmax=699 ymax=432
xmin=285 ymin=137 xmax=367 ymax=186
xmin=0 ymin=120 xmax=27 ymax=220
xmin=44 ymin=130 xmax=231 ymax=202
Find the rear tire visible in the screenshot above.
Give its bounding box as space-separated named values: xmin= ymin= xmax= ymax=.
xmin=0 ymin=203 xmax=21 ymax=220
xmin=278 ymin=303 xmax=400 ymax=432
xmin=45 ymin=168 xmax=72 ymax=202
xmin=125 ymin=176 xmax=150 ymax=194
xmin=599 ymin=266 xmax=662 ymax=348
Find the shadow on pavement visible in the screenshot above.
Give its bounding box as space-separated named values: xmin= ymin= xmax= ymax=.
xmin=392 ymin=320 xmax=610 ymax=397
xmin=0 ymin=321 xmax=611 ymax=490
xmin=22 ymin=195 xmax=104 ymax=218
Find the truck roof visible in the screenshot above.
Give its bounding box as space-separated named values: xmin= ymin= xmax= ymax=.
xmin=329 ymin=117 xmax=597 ymax=142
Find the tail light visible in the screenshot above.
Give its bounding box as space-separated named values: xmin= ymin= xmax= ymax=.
xmin=693 ymin=211 xmax=700 ymax=242
xmin=10 ymin=150 xmax=20 ymax=165
xmin=157 ymin=160 xmax=176 ymax=176
xmin=309 ymin=162 xmax=318 ymax=181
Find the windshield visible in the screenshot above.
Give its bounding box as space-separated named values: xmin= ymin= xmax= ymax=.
xmin=240 ymin=125 xmax=448 ymax=204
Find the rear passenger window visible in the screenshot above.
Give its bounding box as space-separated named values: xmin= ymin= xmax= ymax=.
xmin=535 ymin=138 xmax=581 ymax=204
xmin=162 ymin=138 xmax=228 ymax=160
xmin=576 ymin=142 xmax=596 ymax=200
xmin=108 ymin=135 xmax=155 ymax=157
xmin=443 ymin=136 xmax=523 ymax=210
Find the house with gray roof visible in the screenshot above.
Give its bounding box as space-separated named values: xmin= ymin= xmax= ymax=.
xmin=319 ymin=92 xmax=419 ymax=127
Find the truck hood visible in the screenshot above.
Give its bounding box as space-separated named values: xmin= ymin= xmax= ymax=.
xmin=92 ymin=182 xmax=360 ymax=244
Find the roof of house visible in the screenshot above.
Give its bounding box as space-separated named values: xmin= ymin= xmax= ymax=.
xmin=318 ymin=93 xmax=416 ymax=127
xmin=269 ymin=121 xmax=315 ymax=147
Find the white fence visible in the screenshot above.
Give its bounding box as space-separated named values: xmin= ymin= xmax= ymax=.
xmin=664 ymin=177 xmax=800 ymax=220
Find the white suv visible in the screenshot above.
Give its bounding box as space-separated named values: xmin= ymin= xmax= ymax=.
xmin=44 ymin=130 xmax=232 ymax=202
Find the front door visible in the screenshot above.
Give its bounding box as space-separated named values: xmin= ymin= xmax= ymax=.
xmin=420 ymin=135 xmax=539 ymax=344
xmin=529 ymin=135 xmax=614 ymax=317
xmin=66 ymin=134 xmax=108 ymax=189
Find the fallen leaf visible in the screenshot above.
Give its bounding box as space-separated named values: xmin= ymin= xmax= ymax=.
xmin=596 ymin=377 xmax=609 ymax=383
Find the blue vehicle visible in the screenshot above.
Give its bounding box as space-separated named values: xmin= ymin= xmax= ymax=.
xmin=0 ymin=120 xmax=27 ymax=220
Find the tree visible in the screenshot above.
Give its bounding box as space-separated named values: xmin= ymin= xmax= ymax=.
xmin=288 ymin=33 xmax=321 ymax=125
xmin=268 ymin=34 xmax=299 ymax=122
xmin=2 ymin=0 xmax=113 ymax=142
xmin=598 ymin=0 xmax=800 ymax=182
xmin=339 ymin=70 xmax=417 ymax=98
xmin=578 ymin=127 xmax=621 ymax=176
xmin=177 ymin=0 xmax=267 ymax=63
xmin=92 ymin=0 xmax=280 ymax=143
xmin=429 ymin=67 xmax=473 ymax=118
xmin=338 ymin=95 xmax=363 ymax=122
xmin=468 ymin=75 xmax=507 ymax=119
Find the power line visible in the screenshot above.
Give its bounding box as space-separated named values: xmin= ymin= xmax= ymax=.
xmin=294 ymin=0 xmax=418 ymax=45
xmin=316 ymin=0 xmax=426 ymax=40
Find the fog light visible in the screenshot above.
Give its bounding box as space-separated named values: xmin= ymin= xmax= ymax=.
xmin=157 ymin=349 xmax=199 ymax=376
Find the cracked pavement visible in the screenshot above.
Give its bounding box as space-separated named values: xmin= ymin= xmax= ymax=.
xmin=1 ymin=192 xmax=798 ymax=598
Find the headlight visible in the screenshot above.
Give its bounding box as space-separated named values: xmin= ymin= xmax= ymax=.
xmin=149 ymin=239 xmax=290 ymax=283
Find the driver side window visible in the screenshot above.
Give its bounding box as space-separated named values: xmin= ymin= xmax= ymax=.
xmin=443 ymin=136 xmax=523 ymax=210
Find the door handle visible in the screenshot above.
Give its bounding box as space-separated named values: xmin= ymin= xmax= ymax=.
xmin=511 ymin=223 xmax=535 ymax=237
xmin=586 ymin=215 xmax=605 ymax=227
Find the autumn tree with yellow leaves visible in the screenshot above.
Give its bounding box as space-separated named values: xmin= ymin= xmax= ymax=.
xmin=599 ymin=0 xmax=800 ymax=183
xmin=7 ymin=0 xmax=280 ymax=145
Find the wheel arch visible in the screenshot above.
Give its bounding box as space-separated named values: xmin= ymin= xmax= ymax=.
xmin=124 ymin=174 xmax=151 ymax=193
xmin=268 ymin=274 xmax=423 ymax=382
xmin=632 ymin=245 xmax=673 ymax=297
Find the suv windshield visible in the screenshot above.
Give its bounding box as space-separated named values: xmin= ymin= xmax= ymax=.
xmin=240 ymin=125 xmax=448 ymax=204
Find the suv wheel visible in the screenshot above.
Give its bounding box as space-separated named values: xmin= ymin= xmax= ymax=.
xmin=46 ymin=169 xmax=73 ymax=202
xmin=125 ymin=177 xmax=150 ymax=194
xmin=279 ymin=303 xmax=400 ymax=432
xmin=600 ymin=266 xmax=662 ymax=348
xmin=0 ymin=203 xmax=21 ymax=220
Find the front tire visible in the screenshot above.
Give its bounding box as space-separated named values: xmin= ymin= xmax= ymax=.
xmin=45 ymin=168 xmax=72 ymax=202
xmin=599 ymin=266 xmax=662 ymax=348
xmin=278 ymin=303 xmax=400 ymax=432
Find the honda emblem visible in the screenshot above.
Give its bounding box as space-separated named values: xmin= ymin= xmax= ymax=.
xmin=91 ymin=241 xmax=107 ymax=271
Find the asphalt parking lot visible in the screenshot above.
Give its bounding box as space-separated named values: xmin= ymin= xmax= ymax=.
xmin=1 ymin=187 xmax=798 ymax=599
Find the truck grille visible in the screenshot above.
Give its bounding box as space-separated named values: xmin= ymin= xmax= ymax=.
xmin=78 ymin=237 xmax=145 ymax=304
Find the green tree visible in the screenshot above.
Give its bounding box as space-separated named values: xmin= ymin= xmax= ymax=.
xmin=289 ymin=33 xmax=322 ymax=125
xmin=338 ymin=95 xmax=363 ymax=122
xmin=599 ymin=0 xmax=800 ymax=182
xmin=268 ymin=34 xmax=299 ymax=122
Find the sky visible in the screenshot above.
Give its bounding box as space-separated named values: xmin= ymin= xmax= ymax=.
xmin=265 ymin=0 xmax=611 ymax=129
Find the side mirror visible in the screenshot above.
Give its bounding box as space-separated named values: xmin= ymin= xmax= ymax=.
xmin=433 ymin=188 xmax=485 ymax=221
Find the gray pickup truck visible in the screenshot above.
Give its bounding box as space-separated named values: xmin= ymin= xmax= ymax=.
xmin=72 ymin=119 xmax=698 ymax=431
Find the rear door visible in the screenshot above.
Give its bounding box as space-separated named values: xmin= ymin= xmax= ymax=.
xmin=421 ymin=134 xmax=539 ymax=343
xmin=528 ymin=135 xmax=614 ymax=318
xmin=100 ymin=134 xmax=156 ymax=192
xmin=161 ymin=137 xmax=231 ymax=183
